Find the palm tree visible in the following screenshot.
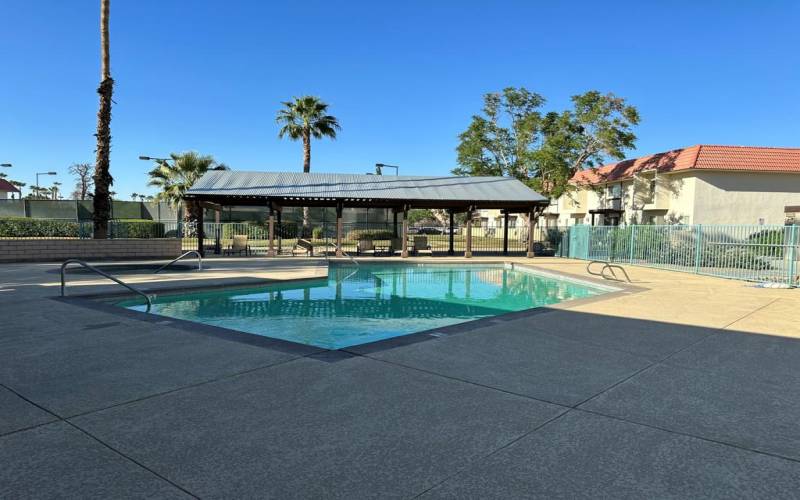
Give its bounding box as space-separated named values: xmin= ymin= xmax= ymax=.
xmin=130 ymin=192 xmax=138 ymax=201
xmin=276 ymin=96 xmax=340 ymax=232
xmin=147 ymin=152 xmax=227 ymax=221
xmin=92 ymin=0 xmax=113 ymax=238
xmin=51 ymin=182 xmax=62 ymax=200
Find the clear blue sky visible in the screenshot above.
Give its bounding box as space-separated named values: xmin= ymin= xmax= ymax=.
xmin=2 ymin=0 xmax=799 ymax=198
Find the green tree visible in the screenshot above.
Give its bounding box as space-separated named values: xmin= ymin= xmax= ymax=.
xmin=92 ymin=0 xmax=113 ymax=238
xmin=147 ymin=152 xmax=227 ymax=222
xmin=276 ymin=96 xmax=341 ymax=232
xmin=454 ymin=88 xmax=639 ymax=198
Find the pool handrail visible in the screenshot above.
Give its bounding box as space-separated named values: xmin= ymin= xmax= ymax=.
xmin=587 ymin=260 xmax=632 ymax=283
xmin=324 ymin=242 xmax=359 ymax=266
xmin=60 ymin=259 xmax=153 ymax=311
xmin=154 ymin=250 xmax=203 ymax=274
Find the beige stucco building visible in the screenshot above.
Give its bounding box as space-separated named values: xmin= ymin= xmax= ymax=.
xmin=541 ymin=145 xmax=800 ymax=227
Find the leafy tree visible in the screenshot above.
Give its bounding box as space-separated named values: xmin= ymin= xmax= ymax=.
xmin=93 ymin=0 xmax=113 ymax=238
xmin=69 ymin=163 xmax=94 ymax=200
xmin=147 ymin=152 xmax=228 ymax=222
xmin=454 ymin=88 xmax=639 ymax=198
xmin=276 ymin=96 xmax=341 ymax=232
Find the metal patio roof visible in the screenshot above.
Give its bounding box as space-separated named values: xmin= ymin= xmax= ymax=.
xmin=186 ymin=171 xmax=547 ymax=208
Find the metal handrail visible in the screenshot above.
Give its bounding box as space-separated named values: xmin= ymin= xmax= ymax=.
xmin=154 ymin=251 xmax=203 ymax=274
xmin=60 ymin=259 xmax=153 ymax=311
xmin=587 ymin=260 xmax=631 ymax=283
xmin=324 ymin=242 xmax=359 ymax=266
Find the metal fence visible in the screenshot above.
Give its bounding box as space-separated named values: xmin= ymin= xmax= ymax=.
xmin=568 ymin=224 xmax=799 ymax=286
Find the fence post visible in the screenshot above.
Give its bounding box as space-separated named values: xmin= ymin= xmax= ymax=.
xmin=787 ymin=225 xmax=798 ymax=287
xmin=694 ymin=224 xmax=702 ymax=274
xmin=628 ymin=225 xmax=636 ymax=264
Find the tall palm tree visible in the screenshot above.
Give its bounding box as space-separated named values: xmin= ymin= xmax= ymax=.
xmin=92 ymin=0 xmax=113 ymax=238
xmin=276 ymin=96 xmax=340 ymax=232
xmin=147 ymin=152 xmax=227 ymax=222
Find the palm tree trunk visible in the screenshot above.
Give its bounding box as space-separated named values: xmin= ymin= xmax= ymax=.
xmin=92 ymin=0 xmax=113 ymax=239
xmin=302 ymin=130 xmax=311 ymax=234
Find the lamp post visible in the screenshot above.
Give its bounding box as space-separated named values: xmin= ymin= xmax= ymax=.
xmin=35 ymin=171 xmax=57 ymax=199
xmin=138 ymin=155 xmax=171 ymax=163
xmin=375 ymin=163 xmax=400 ymax=175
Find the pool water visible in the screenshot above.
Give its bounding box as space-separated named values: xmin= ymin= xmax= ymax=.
xmin=119 ymin=264 xmax=609 ymax=349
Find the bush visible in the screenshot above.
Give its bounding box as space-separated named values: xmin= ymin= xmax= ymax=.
xmin=0 ymin=217 xmax=80 ymax=238
xmin=345 ymin=229 xmax=394 ymax=241
xmin=110 ymin=220 xmax=166 ymax=239
xmin=748 ymin=229 xmax=787 ymax=257
xmin=312 ymin=226 xmax=324 ymax=240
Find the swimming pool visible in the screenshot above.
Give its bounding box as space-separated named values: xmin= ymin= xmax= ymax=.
xmin=118 ymin=263 xmax=611 ymax=349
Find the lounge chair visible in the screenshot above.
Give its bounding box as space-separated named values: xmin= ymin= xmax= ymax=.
xmin=356 ymin=238 xmax=376 ymax=256
xmin=412 ymin=236 xmax=433 ymax=256
xmin=225 ymin=234 xmax=251 ymax=256
xmin=390 ymin=237 xmax=404 ymax=255
xmin=292 ymin=238 xmax=314 ymax=257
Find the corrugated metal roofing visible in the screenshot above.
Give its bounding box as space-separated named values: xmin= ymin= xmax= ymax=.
xmin=187 ymin=171 xmax=547 ymax=203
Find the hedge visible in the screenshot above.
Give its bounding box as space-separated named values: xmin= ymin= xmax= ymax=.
xmin=345 ymin=229 xmax=395 ymax=241
xmin=110 ymin=220 xmax=166 ymax=239
xmin=0 ymin=217 xmax=80 ymax=238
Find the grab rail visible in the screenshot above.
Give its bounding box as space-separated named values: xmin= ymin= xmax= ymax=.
xmin=154 ymin=251 xmax=203 ymax=274
xmin=324 ymin=242 xmax=359 ymax=266
xmin=60 ymin=259 xmax=153 ymax=311
xmin=587 ymin=260 xmax=632 ymax=283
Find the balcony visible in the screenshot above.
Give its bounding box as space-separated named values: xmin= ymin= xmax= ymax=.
xmin=642 ymin=191 xmax=670 ymax=211
xmin=598 ymin=197 xmax=622 ymax=211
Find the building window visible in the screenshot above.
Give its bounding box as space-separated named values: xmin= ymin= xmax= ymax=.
xmin=508 ymin=216 xmax=517 ymax=228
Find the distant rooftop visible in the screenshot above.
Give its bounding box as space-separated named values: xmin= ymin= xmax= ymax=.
xmin=187 ymin=171 xmax=547 ymax=209
xmin=572 ymin=145 xmax=800 ymax=184
xmin=0 ymin=179 xmax=20 ymax=193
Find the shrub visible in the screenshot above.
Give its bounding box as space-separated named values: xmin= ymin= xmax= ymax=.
xmin=0 ymin=217 xmax=80 ymax=238
xmin=312 ymin=226 xmax=324 ymax=240
xmin=748 ymin=229 xmax=787 ymax=257
xmin=110 ymin=220 xmax=166 ymax=239
xmin=345 ymin=229 xmax=394 ymax=241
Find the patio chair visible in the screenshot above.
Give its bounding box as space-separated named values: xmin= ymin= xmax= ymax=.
xmin=292 ymin=238 xmax=314 ymax=257
xmin=390 ymin=237 xmax=404 ymax=255
xmin=356 ymin=238 xmax=376 ymax=256
xmin=225 ymin=234 xmax=251 ymax=256
xmin=412 ymin=236 xmax=433 ymax=256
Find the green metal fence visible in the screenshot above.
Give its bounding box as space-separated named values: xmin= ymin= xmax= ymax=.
xmin=569 ymin=224 xmax=799 ymax=286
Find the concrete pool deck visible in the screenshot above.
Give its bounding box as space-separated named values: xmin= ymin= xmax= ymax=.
xmin=1 ymin=256 xmax=799 ymax=498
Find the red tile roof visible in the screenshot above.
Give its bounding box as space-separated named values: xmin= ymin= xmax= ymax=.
xmin=0 ymin=179 xmax=20 ymax=193
xmin=571 ymin=145 xmax=800 ymax=185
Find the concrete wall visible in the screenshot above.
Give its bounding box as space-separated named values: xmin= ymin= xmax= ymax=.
xmin=0 ymin=239 xmax=182 ymax=262
xmin=691 ymin=171 xmax=800 ymax=225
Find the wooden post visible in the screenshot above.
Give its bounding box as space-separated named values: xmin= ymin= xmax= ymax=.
xmin=268 ymin=205 xmax=276 ymax=257
xmin=197 ymin=207 xmax=205 ymax=257
xmin=527 ymin=209 xmax=536 ymax=258
xmin=448 ymin=209 xmax=454 ymax=255
xmin=276 ymin=210 xmax=282 ymax=253
xmin=393 ymin=209 xmax=398 ymax=237
xmin=502 ymin=210 xmax=509 ymax=256
xmin=336 ymin=203 xmax=343 ymax=257
xmin=401 ymin=206 xmax=409 ymax=258
xmin=465 ymin=208 xmax=473 ymax=258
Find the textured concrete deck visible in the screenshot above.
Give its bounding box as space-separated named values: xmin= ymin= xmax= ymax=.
xmin=1 ymin=256 xmax=799 ymax=498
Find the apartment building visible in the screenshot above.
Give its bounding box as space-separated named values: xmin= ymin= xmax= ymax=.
xmin=542 ymin=145 xmax=800 ymax=226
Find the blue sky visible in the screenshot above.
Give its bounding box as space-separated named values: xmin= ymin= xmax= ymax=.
xmin=1 ymin=0 xmax=799 ymax=198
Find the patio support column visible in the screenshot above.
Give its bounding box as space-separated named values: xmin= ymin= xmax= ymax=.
xmin=448 ymin=209 xmax=454 ymax=256
xmin=267 ymin=204 xmax=276 ymax=257
xmin=335 ymin=202 xmax=343 ymax=257
xmin=465 ymin=207 xmax=473 ymax=258
xmin=197 ymin=206 xmax=205 ymax=257
xmin=401 ymin=206 xmax=409 ymax=258
xmin=527 ymin=208 xmax=536 ymax=258
xmin=277 ymin=210 xmax=282 ymax=253
xmin=393 ymin=209 xmax=398 ymax=237
xmin=503 ymin=210 xmax=509 ymax=256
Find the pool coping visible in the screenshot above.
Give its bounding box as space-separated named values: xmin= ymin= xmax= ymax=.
xmin=53 ymin=261 xmax=646 ymax=357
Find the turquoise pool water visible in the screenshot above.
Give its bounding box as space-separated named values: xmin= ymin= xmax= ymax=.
xmin=119 ymin=264 xmax=609 ymax=349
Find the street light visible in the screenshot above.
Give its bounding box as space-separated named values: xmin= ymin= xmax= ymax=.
xmin=35 ymin=171 xmax=57 ymax=199
xmin=139 ymin=155 xmax=171 ymax=162
xmin=375 ymin=163 xmax=400 ymax=175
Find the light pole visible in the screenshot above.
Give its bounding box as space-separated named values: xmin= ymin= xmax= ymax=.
xmin=35 ymin=171 xmax=57 ymax=199
xmin=375 ymin=163 xmax=400 ymax=175
xmin=138 ymin=155 xmax=171 ymax=163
